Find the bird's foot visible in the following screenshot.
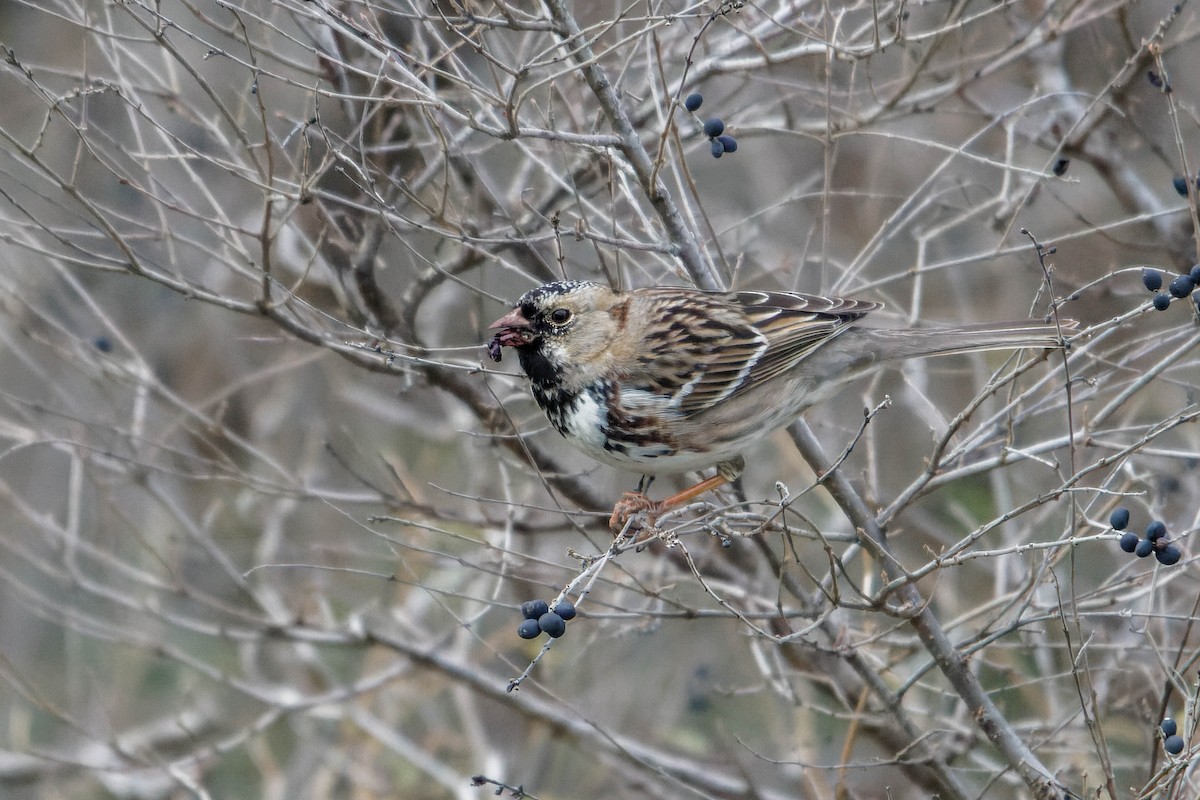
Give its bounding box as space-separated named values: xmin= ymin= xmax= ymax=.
xmin=609 ymin=492 xmax=662 ymax=532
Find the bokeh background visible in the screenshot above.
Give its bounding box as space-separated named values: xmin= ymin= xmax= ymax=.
xmin=2 ymin=1 xmax=1200 ymax=798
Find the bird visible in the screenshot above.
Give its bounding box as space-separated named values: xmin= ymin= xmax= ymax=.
xmin=487 ymin=280 xmax=1070 ymax=528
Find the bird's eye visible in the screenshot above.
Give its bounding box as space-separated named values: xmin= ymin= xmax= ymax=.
xmin=549 ymin=308 xmax=572 ymax=325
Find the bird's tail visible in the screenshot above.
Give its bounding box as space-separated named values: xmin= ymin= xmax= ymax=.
xmin=849 ymin=319 xmax=1075 ymax=362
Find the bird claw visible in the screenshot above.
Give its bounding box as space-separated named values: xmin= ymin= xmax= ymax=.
xmin=609 ymin=491 xmax=661 ymax=531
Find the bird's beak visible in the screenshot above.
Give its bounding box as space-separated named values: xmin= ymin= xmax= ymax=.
xmin=488 ymin=308 xmax=535 ymax=347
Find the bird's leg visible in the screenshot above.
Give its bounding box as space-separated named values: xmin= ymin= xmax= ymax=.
xmin=608 ymin=474 xmax=730 ymax=530
xmin=609 ymin=459 xmax=742 ymax=531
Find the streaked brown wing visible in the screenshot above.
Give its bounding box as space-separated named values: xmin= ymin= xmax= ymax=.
xmin=731 ymin=291 xmax=880 ymax=389
xmin=627 ymin=288 xmax=879 ymax=417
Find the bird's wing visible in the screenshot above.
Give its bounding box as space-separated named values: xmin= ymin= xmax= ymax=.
xmin=625 ymin=288 xmax=879 ymax=417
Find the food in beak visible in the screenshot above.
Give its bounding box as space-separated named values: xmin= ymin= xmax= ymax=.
xmin=486 ymin=308 xmax=535 ymax=362
xmin=486 ymin=334 xmax=503 ymax=362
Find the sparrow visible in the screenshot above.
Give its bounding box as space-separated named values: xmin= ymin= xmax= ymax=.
xmin=488 ymin=280 xmax=1068 ymax=528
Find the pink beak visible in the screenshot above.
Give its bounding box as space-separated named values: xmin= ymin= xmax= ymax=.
xmin=488 ymin=308 xmax=535 ymax=347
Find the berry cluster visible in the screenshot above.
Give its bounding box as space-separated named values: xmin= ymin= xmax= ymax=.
xmin=683 ymin=93 xmax=738 ymax=159
xmin=1112 ymin=507 xmax=1182 ymax=566
xmin=1142 ymin=266 xmax=1200 ymax=312
xmin=516 ymin=598 xmax=577 ymax=640
xmin=1162 ymin=717 xmax=1186 ymax=755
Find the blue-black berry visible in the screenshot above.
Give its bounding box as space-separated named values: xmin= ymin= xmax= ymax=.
xmin=517 ymin=618 xmax=541 ymax=639
xmin=520 ymin=599 xmax=549 ymax=620
xmin=1162 ymin=718 xmax=1178 ymax=737
xmin=1165 ymin=734 xmax=1185 ymax=755
xmin=684 ymin=93 xmax=703 ymax=112
xmin=1190 ymin=264 xmax=1200 ymax=283
xmin=1109 ymin=507 xmax=1130 ymax=530
xmin=1118 ymin=532 xmax=1139 ymax=553
xmin=94 ymin=336 xmax=113 ymax=352
xmin=1157 ymin=544 xmax=1182 ymax=566
xmin=703 ymin=118 xmax=725 ymax=138
xmin=1169 ymin=274 xmax=1196 ymax=298
xmin=1146 ymin=520 xmax=1166 ymax=541
xmin=717 ymin=134 xmax=738 ymax=153
xmin=553 ymin=601 xmax=576 ymax=621
xmin=1135 ymin=539 xmax=1154 ymax=558
xmin=710 ymin=139 xmax=724 ymax=158
xmin=1052 ymin=158 xmax=1069 ymax=176
xmin=1153 ymin=293 xmax=1171 ymax=311
xmin=1142 ymin=268 xmax=1163 ymax=292
xmin=1174 ymin=175 xmax=1191 ymax=196
xmin=538 ymin=611 xmax=566 ymax=638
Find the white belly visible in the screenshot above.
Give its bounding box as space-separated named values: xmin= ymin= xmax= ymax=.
xmin=557 ymin=390 xmax=746 ymax=475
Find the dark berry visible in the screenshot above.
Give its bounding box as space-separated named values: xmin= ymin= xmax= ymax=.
xmin=517 ymin=619 xmax=542 ymax=639
xmin=1109 ymin=507 xmax=1130 ymax=530
xmin=1135 ymin=539 xmax=1154 ymax=558
xmin=703 ymin=118 xmax=725 ymax=138
xmin=1146 ymin=520 xmax=1167 ymax=541
xmin=1052 ymin=158 xmax=1069 ymax=176
xmin=1190 ymin=264 xmax=1200 ymax=283
xmin=553 ymin=601 xmax=576 ymax=621
xmin=1142 ymin=268 xmax=1163 ymax=292
xmin=1165 ymin=734 xmax=1185 ymax=755
xmin=717 ymin=134 xmax=737 ymax=153
xmin=520 ymin=599 xmax=549 ymax=620
xmin=710 ymin=139 xmax=724 ymax=158
xmin=1148 ymin=72 xmax=1174 ymax=92
xmin=1169 ymin=274 xmax=1196 ymax=298
xmin=94 ymin=336 xmax=113 ymax=352
xmin=1157 ymin=544 xmax=1182 ymax=566
xmin=1118 ymin=532 xmax=1139 ymax=553
xmin=684 ymin=93 xmax=703 ymax=112
xmin=538 ymin=611 xmax=566 ymax=638
xmin=1153 ymin=293 xmax=1171 ymax=311
xmin=1162 ymin=718 xmax=1178 ymax=737
xmin=1174 ymin=175 xmax=1190 ymax=196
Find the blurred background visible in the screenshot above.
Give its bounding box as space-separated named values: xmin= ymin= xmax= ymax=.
xmin=1 ymin=0 xmax=1199 ymax=797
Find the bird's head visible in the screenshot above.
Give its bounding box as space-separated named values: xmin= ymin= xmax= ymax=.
xmin=488 ymin=280 xmax=624 ymax=390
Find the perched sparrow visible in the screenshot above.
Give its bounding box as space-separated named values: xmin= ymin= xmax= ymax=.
xmin=488 ymin=280 xmax=1069 ymax=527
